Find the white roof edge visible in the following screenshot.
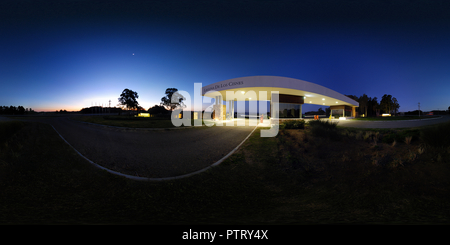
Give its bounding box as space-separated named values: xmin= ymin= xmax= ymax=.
xmin=202 ymin=76 xmax=359 ymax=107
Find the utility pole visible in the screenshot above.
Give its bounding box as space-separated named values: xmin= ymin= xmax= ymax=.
xmin=418 ymin=102 xmax=420 ymax=117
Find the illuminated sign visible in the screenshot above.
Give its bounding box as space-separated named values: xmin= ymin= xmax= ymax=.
xmin=203 ymin=81 xmax=244 ymax=93
xmin=135 ymin=113 xmax=150 ymax=117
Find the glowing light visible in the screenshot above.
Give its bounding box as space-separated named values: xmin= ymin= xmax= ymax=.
xmin=241 ymin=91 xmax=245 ymax=94
xmin=382 ymin=114 xmax=391 ymax=117
xmin=135 ymin=113 xmax=150 ymax=117
xmin=322 ymin=98 xmax=325 ymax=100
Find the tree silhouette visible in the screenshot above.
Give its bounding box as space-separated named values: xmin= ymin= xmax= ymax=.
xmin=380 ymin=94 xmax=393 ymax=114
xmin=17 ymin=106 xmax=25 ymax=114
xmin=392 ymin=97 xmax=400 ymax=115
xmin=148 ymin=105 xmax=169 ymax=115
xmin=358 ymin=94 xmax=369 ymax=117
xmin=118 ymin=88 xmax=139 ymax=112
xmin=368 ymin=97 xmax=379 ymax=117
xmin=0 ymin=105 xmax=25 ymax=115
xmin=160 ymin=88 xmax=185 ymax=111
xmin=318 ymin=107 xmax=325 ymax=114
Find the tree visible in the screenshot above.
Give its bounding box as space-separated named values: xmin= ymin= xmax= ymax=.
xmin=358 ymin=94 xmax=369 ymax=117
xmin=136 ymin=106 xmax=145 ymax=112
xmin=17 ymin=106 xmax=24 ymax=114
xmin=380 ymin=94 xmax=393 ymax=114
xmin=160 ymin=88 xmax=185 ymax=111
xmin=369 ymin=97 xmax=379 ymax=117
xmin=318 ymin=107 xmax=325 ymax=115
xmin=9 ymin=106 xmax=16 ymax=115
xmin=0 ymin=105 xmax=23 ymax=115
xmin=148 ymin=105 xmax=169 ymax=115
xmin=378 ymin=94 xmax=401 ymax=115
xmin=345 ymin=95 xmax=358 ymax=101
xmin=392 ymin=97 xmax=400 ymax=115
xmin=118 ymin=88 xmax=139 ymax=112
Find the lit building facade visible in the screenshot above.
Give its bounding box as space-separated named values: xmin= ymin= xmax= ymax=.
xmin=202 ymin=76 xmax=359 ymax=121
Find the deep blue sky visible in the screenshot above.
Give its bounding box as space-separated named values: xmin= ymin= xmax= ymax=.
xmin=1 ymin=0 xmax=450 ymax=112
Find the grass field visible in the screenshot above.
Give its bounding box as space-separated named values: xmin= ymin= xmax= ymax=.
xmin=353 ymin=115 xmax=440 ymax=121
xmin=71 ymin=115 xmax=207 ymax=128
xmin=1 ymin=119 xmax=450 ymax=224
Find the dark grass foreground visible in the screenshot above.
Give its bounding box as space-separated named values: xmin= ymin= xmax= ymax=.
xmin=1 ymin=120 xmax=450 ymax=224
xmin=0 ymin=121 xmax=273 ymax=224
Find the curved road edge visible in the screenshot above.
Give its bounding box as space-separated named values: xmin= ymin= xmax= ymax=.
xmin=51 ymin=124 xmax=258 ymax=181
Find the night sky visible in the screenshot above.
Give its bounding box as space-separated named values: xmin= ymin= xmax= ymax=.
xmin=1 ymin=0 xmax=450 ymax=112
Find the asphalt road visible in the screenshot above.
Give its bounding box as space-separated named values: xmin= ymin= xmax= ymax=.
xmin=1 ymin=116 xmax=257 ymax=179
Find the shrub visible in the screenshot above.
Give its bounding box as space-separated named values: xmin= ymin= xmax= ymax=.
xmin=382 ymin=133 xmax=395 ymax=144
xmin=355 ymin=131 xmax=363 ymax=140
xmin=282 ymin=119 xmax=305 ymax=129
xmin=420 ymin=121 xmax=450 ymax=148
xmin=308 ymin=119 xmax=338 ymax=130
xmin=405 ymin=136 xmax=412 ymax=145
xmin=417 ymin=146 xmax=425 ymax=154
xmin=308 ymin=119 xmax=340 ymax=140
xmin=391 ymin=140 xmax=396 ymax=147
xmin=373 ymin=132 xmax=380 ymax=143
xmin=382 ymin=129 xmax=419 ymax=144
xmin=0 ymin=121 xmax=25 ymax=143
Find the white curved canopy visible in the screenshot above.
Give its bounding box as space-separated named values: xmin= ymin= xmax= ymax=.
xmin=202 ymin=76 xmax=359 ymax=107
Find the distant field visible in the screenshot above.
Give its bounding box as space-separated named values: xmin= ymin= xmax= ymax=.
xmin=353 ymin=116 xmax=440 ymax=121
xmin=71 ymin=115 xmax=206 ymax=128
